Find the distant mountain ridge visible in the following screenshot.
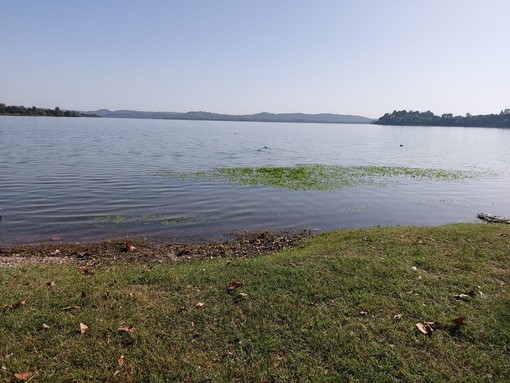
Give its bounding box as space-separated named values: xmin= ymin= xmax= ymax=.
xmin=86 ymin=109 xmax=373 ymax=124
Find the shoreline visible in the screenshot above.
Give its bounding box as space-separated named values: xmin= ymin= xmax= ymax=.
xmin=0 ymin=229 xmax=312 ymax=267
xmin=2 ymin=220 xmax=508 ymax=267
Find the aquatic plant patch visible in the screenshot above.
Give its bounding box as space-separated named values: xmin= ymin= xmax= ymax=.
xmin=154 ymin=164 xmax=480 ymax=191
xmin=89 ymin=214 xmax=194 ymax=226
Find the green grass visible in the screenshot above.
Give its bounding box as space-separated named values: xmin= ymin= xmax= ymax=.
xmin=1 ymin=223 xmax=509 ymax=382
xmin=154 ymin=164 xmax=481 ymax=191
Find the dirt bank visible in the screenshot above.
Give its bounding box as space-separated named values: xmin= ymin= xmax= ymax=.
xmin=0 ymin=230 xmax=312 ymax=267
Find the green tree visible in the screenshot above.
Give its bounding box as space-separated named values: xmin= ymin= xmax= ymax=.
xmin=54 ymin=107 xmax=63 ymax=117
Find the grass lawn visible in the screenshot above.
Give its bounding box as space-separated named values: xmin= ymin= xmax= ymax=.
xmin=1 ymin=223 xmax=509 ymax=382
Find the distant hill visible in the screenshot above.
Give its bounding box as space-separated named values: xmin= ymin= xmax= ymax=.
xmin=374 ymin=109 xmax=510 ymax=128
xmin=86 ymin=109 xmax=373 ymax=124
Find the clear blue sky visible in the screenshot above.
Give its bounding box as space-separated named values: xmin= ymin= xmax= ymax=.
xmin=1 ymin=0 xmax=509 ymax=118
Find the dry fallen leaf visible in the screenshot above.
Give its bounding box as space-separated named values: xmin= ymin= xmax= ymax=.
xmin=416 ymin=322 xmax=437 ymax=335
xmin=46 ymin=281 xmax=56 ymax=287
xmin=113 ymin=370 xmax=121 ymax=377
xmin=196 ymin=302 xmax=204 ymax=307
xmin=226 ymin=280 xmax=243 ymax=290
xmin=452 ymin=316 xmax=466 ymax=328
xmin=118 ymin=326 xmax=135 ymax=334
xmin=61 ymin=305 xmax=80 ymax=311
xmin=393 ymin=313 xmax=403 ymax=321
xmin=416 ymin=322 xmax=429 ymax=334
xmin=239 ymin=292 xmax=248 ymax=297
xmin=14 ymin=371 xmax=30 ymax=381
xmin=12 ymin=299 xmax=27 ymax=309
xmin=118 ymin=355 xmax=125 ymax=366
xmin=454 ymin=293 xmax=471 ymax=301
xmin=3 ymin=298 xmax=27 ymax=311
xmin=122 ymin=242 xmax=136 ymax=252
xmin=79 ymin=322 xmax=88 ymax=335
xmin=42 ymin=323 xmax=51 ymax=329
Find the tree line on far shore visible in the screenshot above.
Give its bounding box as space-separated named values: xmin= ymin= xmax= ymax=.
xmin=374 ymin=109 xmax=510 ymax=128
xmin=0 ymin=103 xmax=98 ymax=118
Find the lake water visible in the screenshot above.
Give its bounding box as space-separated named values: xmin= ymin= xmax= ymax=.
xmin=1 ymin=116 xmax=509 ymax=246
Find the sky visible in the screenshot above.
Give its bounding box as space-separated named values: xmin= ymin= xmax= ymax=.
xmin=1 ymin=0 xmax=509 ymax=118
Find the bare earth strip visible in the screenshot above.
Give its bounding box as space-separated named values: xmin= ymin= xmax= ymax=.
xmin=0 ymin=230 xmax=311 ymax=268
xmin=0 ymin=256 xmax=73 ymax=267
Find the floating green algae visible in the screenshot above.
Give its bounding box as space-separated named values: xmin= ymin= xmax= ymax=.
xmin=90 ymin=214 xmax=194 ymax=226
xmin=153 ymin=164 xmax=481 ymax=191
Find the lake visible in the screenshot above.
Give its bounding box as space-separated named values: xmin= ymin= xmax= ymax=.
xmin=1 ymin=116 xmax=509 ymax=246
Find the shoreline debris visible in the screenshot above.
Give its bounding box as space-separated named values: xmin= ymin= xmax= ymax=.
xmin=477 ymin=213 xmax=510 ymax=224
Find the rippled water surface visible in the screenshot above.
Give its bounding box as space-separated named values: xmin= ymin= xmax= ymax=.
xmin=1 ymin=116 xmax=509 ymax=245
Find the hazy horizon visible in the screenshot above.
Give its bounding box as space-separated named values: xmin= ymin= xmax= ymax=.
xmin=1 ymin=1 xmax=509 ymax=118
